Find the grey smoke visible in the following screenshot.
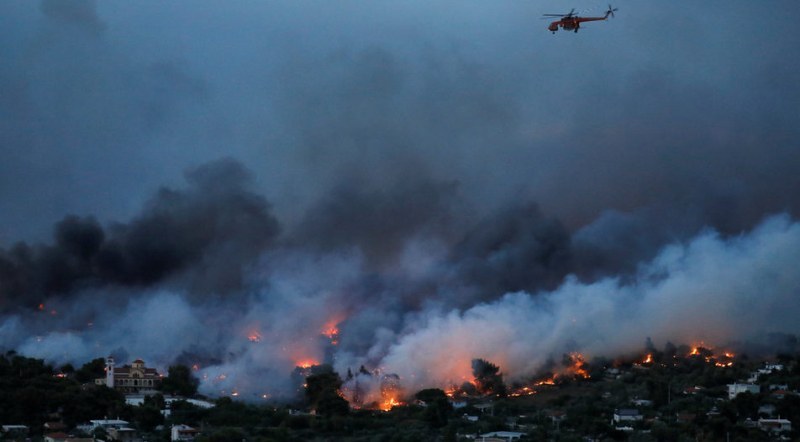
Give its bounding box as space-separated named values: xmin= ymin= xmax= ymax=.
xmin=0 ymin=158 xmax=279 ymax=310
xmin=1 ymin=0 xmax=799 ymax=400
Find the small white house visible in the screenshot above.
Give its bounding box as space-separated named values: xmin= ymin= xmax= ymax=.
xmin=478 ymin=431 xmax=526 ymax=441
xmin=728 ymin=383 xmax=759 ymax=399
xmin=612 ymin=409 xmax=643 ymax=423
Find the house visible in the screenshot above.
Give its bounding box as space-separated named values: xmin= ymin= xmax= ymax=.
xmin=728 ymin=383 xmax=759 ymax=399
xmin=107 ymin=427 xmax=137 ymax=442
xmin=171 ymin=425 xmax=200 ymax=442
xmin=450 ymin=400 xmax=468 ymax=409
xmin=1 ymin=426 xmax=29 ymax=438
xmin=76 ymin=419 xmax=130 ymax=434
xmin=612 ymin=409 xmax=643 ymax=423
xmin=770 ymin=389 xmax=791 ymax=400
xmin=758 ymin=418 xmax=791 ymax=433
xmin=478 ymin=431 xmax=526 ymax=441
xmin=760 ymin=363 xmax=784 ymax=374
xmin=95 ymin=357 xmax=161 ymax=394
xmin=44 ymin=423 xmax=67 ymax=432
xmin=758 ymin=404 xmax=777 ymax=417
xmin=161 ymin=398 xmax=215 ymax=417
xmin=683 ymin=386 xmax=703 ymax=395
xmin=43 ymin=433 xmax=92 ymax=442
xmin=44 ymin=432 xmax=70 ymax=442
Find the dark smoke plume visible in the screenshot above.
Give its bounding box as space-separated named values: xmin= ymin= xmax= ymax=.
xmin=0 ymin=158 xmax=279 ymax=310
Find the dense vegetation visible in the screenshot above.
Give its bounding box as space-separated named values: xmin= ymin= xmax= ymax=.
xmin=0 ymin=343 xmax=799 ymax=441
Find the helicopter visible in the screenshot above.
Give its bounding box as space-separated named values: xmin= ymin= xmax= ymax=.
xmin=543 ymin=5 xmax=618 ymax=33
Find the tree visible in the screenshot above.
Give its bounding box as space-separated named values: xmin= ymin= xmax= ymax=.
xmin=414 ymin=389 xmax=452 ymax=428
xmin=159 ymin=364 xmax=199 ymax=396
xmin=471 ymin=358 xmax=507 ymax=397
xmin=414 ymin=388 xmax=448 ymax=404
xmin=305 ymin=367 xmax=349 ymax=417
xmin=133 ymin=404 xmax=163 ymax=431
xmin=75 ymin=357 xmax=106 ymax=383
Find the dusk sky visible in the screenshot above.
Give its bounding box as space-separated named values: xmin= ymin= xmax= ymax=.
xmin=1 ymin=0 xmax=800 ymax=400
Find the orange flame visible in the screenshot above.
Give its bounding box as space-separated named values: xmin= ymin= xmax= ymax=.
xmin=567 ymin=352 xmax=590 ymax=379
xmin=321 ymin=317 xmax=343 ymax=345
xmin=379 ymin=396 xmax=402 ymax=411
xmin=643 ymin=353 xmax=653 ymax=364
xmin=296 ymin=359 xmax=318 ymax=369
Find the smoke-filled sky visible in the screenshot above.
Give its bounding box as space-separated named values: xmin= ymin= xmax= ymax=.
xmin=1 ymin=0 xmax=800 ymax=401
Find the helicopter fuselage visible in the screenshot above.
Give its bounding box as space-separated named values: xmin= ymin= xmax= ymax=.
xmin=548 ymin=15 xmax=608 ymax=33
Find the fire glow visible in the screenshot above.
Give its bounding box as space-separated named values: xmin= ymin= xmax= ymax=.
xmin=321 ymin=317 xmax=343 ymax=345
xmin=247 ymin=331 xmax=262 ymax=343
xmin=296 ymin=359 xmax=318 ymax=369
xmin=378 ymin=374 xmax=404 ymax=411
xmin=565 ymin=352 xmax=590 ymax=379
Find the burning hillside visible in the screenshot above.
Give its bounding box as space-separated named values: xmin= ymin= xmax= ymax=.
xmin=1 ymin=160 xmax=800 ymax=404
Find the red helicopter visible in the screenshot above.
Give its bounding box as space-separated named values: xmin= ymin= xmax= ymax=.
xmin=543 ymin=5 xmax=618 ymax=33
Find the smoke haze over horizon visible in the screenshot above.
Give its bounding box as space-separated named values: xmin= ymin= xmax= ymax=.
xmin=1 ymin=0 xmax=799 ymax=400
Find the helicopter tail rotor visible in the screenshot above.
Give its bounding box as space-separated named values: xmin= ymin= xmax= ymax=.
xmin=606 ymin=4 xmax=618 ymax=18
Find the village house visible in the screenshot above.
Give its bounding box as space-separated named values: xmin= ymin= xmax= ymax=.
xmin=2 ymin=425 xmax=29 ymax=439
xmin=76 ymin=419 xmax=130 ymax=435
xmin=43 ymin=433 xmax=92 ymax=442
xmin=727 ymin=383 xmax=759 ymax=399
xmin=478 ymin=431 xmax=526 ymax=441
xmin=107 ymin=427 xmax=138 ymax=442
xmin=758 ymin=404 xmax=777 ymax=417
xmin=43 ymin=432 xmax=69 ymax=442
xmin=43 ymin=422 xmax=67 ymax=432
xmin=171 ymin=425 xmax=200 ymax=442
xmin=95 ymin=357 xmax=161 ymax=394
xmin=757 ymin=418 xmax=791 ymax=433
xmin=612 ymin=409 xmax=643 ymax=424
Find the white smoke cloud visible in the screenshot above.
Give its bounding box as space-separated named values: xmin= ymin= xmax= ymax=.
xmin=375 ymin=214 xmax=800 ymax=393
xmin=3 ymin=214 xmax=800 ymax=401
